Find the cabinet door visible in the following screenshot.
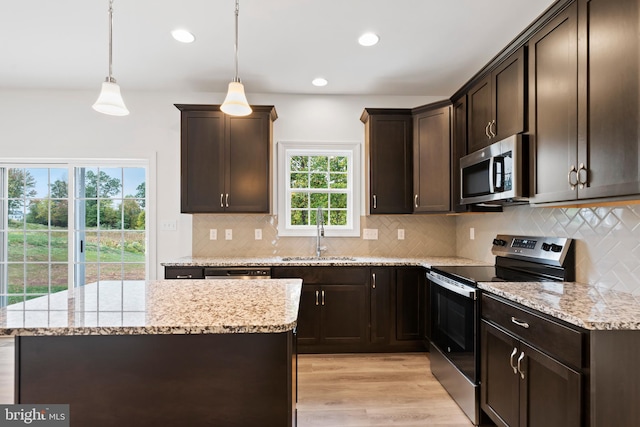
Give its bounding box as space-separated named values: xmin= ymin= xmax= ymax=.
xmin=467 ymin=75 xmax=493 ymax=153
xmin=395 ymin=268 xmax=423 ymax=341
xmin=320 ymin=284 xmax=367 ymax=345
xmin=296 ymin=285 xmax=322 ymax=346
xmin=528 ymin=3 xmax=579 ymax=204
xmin=492 ymin=47 xmax=525 ymax=141
xmin=366 ymin=112 xmax=413 ymax=214
xmin=370 ymin=268 xmax=391 ymax=345
xmin=413 ymin=105 xmax=451 ymax=213
xmin=226 ymin=113 xmax=270 ymax=212
xmin=521 ymin=342 xmax=582 ymax=427
xmin=577 ymin=0 xmax=640 ymax=199
xmin=180 ymin=110 xmax=225 ymax=213
xmin=481 ymin=321 xmax=520 ymax=427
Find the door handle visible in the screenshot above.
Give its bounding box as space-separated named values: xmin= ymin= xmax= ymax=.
xmin=220 ymin=193 xmax=224 ymax=208
xmin=517 ymin=351 xmax=526 ymax=379
xmin=372 ymin=273 xmax=376 ymax=289
xmin=568 ymin=165 xmax=578 ymax=190
xmin=577 ymin=162 xmax=588 ymax=189
xmin=321 ymin=290 xmax=325 ymax=306
xmin=509 ymin=347 xmax=518 ymax=374
xmin=225 ymin=193 xmax=229 ymax=208
xmin=414 ymin=194 xmax=419 ymax=208
xmin=315 ymin=290 xmax=319 ymax=306
xmin=373 ymin=195 xmax=377 ymax=209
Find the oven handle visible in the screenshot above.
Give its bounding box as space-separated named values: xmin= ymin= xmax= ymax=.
xmin=427 ymin=272 xmax=477 ymax=300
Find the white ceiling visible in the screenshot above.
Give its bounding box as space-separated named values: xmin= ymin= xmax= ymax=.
xmin=1 ymin=0 xmax=556 ymax=96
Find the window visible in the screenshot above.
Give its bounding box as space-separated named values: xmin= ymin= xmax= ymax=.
xmin=277 ymin=142 xmax=360 ymax=237
xmin=0 ymin=162 xmax=147 ymax=307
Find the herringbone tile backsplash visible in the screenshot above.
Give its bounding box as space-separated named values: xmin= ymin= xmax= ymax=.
xmin=192 ymin=214 xmax=457 ymax=258
xmin=192 ymin=204 xmax=640 ymax=295
xmin=456 ymin=204 xmax=640 ymax=295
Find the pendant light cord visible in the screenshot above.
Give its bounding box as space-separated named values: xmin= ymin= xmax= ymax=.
xmin=108 ymin=0 xmax=115 ymax=83
xmin=233 ymin=0 xmax=240 ymax=83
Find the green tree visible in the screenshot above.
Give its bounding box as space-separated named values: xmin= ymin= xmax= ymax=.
xmin=81 ymin=170 xmax=121 ymax=228
xmin=8 ymin=169 xmax=36 ymax=214
xmin=122 ymin=199 xmax=142 ymax=230
xmin=135 ymin=182 xmax=146 ymax=208
xmin=26 ymin=178 xmax=69 ymax=227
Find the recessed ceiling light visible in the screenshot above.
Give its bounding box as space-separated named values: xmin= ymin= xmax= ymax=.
xmin=358 ymin=32 xmax=379 ymax=47
xmin=171 ymin=29 xmax=195 ymax=43
xmin=312 ymin=78 xmax=328 ymax=87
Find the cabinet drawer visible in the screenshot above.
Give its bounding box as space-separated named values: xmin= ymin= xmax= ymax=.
xmin=271 ymin=267 xmax=368 ymax=285
xmin=164 ymin=267 xmax=205 ymax=279
xmin=482 ymin=293 xmax=586 ymax=369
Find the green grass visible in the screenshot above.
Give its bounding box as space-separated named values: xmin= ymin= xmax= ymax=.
xmin=5 ymin=222 xmax=145 ymax=302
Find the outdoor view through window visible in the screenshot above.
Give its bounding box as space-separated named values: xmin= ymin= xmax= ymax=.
xmin=0 ymin=165 xmax=146 ymax=306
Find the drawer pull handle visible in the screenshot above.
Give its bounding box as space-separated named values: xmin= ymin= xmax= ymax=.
xmin=315 ymin=290 xmax=319 ymax=306
xmin=509 ymin=347 xmax=518 ymax=374
xmin=511 ymin=317 xmax=530 ymax=329
xmin=517 ymin=352 xmax=526 ymax=379
xmin=176 ymin=275 xmax=193 ymax=279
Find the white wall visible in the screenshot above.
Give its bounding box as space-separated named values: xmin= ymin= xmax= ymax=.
xmin=0 ymin=89 xmax=442 ymax=278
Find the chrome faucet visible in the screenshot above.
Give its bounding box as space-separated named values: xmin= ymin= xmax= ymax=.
xmin=316 ymin=206 xmax=325 ymax=257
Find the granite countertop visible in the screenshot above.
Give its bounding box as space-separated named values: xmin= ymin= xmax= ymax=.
xmin=161 ymin=255 xmax=488 ymax=268
xmin=0 ymin=279 xmax=302 ymax=337
xmin=478 ymin=281 xmax=640 ymax=331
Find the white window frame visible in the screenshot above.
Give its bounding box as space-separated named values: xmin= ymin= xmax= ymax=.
xmin=277 ymin=141 xmax=361 ymax=237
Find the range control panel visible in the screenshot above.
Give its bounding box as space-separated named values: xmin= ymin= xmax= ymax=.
xmin=491 ymin=234 xmax=573 ymax=266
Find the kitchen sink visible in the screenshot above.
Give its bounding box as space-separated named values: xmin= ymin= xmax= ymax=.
xmin=280 ymin=256 xmax=356 ymax=262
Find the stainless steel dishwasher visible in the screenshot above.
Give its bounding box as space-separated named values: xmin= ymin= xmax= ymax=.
xmin=204 ymin=267 xmax=271 ymax=280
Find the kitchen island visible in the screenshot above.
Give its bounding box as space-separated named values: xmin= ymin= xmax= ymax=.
xmin=1 ymin=279 xmax=302 ymax=427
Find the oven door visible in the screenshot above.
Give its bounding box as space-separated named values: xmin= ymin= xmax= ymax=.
xmin=428 ymin=272 xmax=479 ymax=383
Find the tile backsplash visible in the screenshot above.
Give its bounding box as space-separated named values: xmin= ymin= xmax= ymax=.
xmin=192 ymin=214 xmax=457 ymax=258
xmin=192 ymin=204 xmax=640 ymax=295
xmin=456 ymin=204 xmax=640 ymax=295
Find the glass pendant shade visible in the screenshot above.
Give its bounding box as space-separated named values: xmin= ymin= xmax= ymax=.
xmin=92 ymin=80 xmax=129 ymax=116
xmin=220 ymin=81 xmax=252 ymax=116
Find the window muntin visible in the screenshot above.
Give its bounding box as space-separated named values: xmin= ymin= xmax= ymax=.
xmin=278 ymin=142 xmax=360 ymax=237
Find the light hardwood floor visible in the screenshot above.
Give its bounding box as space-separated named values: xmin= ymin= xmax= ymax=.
xmin=0 ymin=339 xmax=472 ymax=426
xmin=297 ymin=352 xmax=473 ymax=427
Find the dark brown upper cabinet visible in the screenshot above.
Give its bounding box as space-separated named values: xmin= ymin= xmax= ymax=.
xmin=530 ymin=0 xmax=640 ymax=204
xmin=528 ymin=3 xmax=578 ymax=204
xmin=361 ymin=109 xmax=413 ymax=214
xmin=468 ymin=47 xmax=526 ymax=154
xmin=175 ymin=104 xmax=277 ymax=213
xmin=412 ymin=101 xmax=452 ymax=213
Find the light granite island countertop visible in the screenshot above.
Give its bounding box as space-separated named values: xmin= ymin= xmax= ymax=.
xmin=0 ymin=279 xmax=302 ymax=336
xmin=8 ymin=279 xmax=302 ymax=427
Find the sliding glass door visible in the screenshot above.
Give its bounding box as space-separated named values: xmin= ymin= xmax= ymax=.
xmin=0 ymin=163 xmax=147 ymax=307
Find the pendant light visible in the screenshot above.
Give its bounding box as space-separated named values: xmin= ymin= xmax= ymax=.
xmin=220 ymin=0 xmax=252 ymax=116
xmin=92 ymin=0 xmax=129 ymax=116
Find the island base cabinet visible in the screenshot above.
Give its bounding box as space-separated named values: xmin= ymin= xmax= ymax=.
xmin=16 ymin=332 xmax=297 ymax=427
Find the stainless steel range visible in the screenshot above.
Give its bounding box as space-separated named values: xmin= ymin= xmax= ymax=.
xmin=427 ymin=234 xmax=575 ymax=426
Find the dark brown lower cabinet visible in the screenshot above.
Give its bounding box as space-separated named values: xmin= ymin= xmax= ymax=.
xmin=271 ymin=266 xmax=426 ymax=353
xmin=481 ymin=320 xmax=582 ymax=427
xmin=395 ymin=267 xmax=424 ymax=341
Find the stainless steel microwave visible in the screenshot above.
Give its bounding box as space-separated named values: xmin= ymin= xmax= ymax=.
xmin=460 ymin=134 xmax=528 ymax=205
